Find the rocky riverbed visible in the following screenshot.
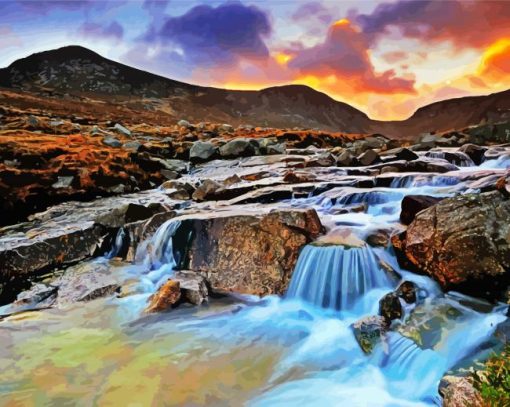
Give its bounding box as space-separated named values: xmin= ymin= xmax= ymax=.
xmin=1 ymin=118 xmax=509 ymax=406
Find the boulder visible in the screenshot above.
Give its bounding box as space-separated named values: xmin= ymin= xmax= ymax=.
xmin=400 ymin=195 xmax=443 ymax=225
xmin=219 ymin=139 xmax=256 ymax=158
xmin=396 ymin=281 xmax=418 ymax=304
xmin=102 ymin=136 xmax=122 ymax=148
xmin=383 ymin=147 xmax=419 ymax=161
xmin=267 ymin=143 xmax=286 ymax=155
xmin=173 ymin=270 xmax=209 ymax=305
xmin=307 ymin=153 xmax=336 ymax=167
xmin=173 ymin=209 xmax=323 ymax=295
xmin=113 ymin=123 xmax=131 ymax=137
xmin=459 ymin=144 xmax=487 ymax=165
xmin=392 ymin=192 xmax=510 ymax=295
xmin=145 ymin=279 xmax=181 ymax=313
xmin=337 ymin=150 xmax=355 ymax=166
xmin=379 ymin=292 xmax=402 ymax=324
xmin=439 ymin=376 xmax=482 ymax=407
xmin=189 ymin=141 xmax=217 ymax=162
xmin=351 ymin=315 xmax=388 ymax=354
xmin=357 ymin=149 xmax=379 ymax=166
xmin=192 ymin=179 xmax=223 ymax=201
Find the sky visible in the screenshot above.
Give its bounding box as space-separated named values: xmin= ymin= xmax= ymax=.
xmin=1 ymin=0 xmax=510 ymax=120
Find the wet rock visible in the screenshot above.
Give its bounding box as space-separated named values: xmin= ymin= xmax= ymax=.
xmin=396 ymin=281 xmax=418 ymax=304
xmin=267 ymin=143 xmax=286 ymax=155
xmin=123 ymin=141 xmax=142 ymax=151
xmin=383 ymin=147 xmax=419 ymax=161
xmin=113 ymin=123 xmax=131 ymax=137
xmin=439 ymin=376 xmax=482 ymax=407
xmin=380 ymin=165 xmax=400 ymax=174
xmin=102 ymin=136 xmax=122 ymax=148
xmin=366 ymin=229 xmax=391 ymax=247
xmin=219 ymin=138 xmax=255 ymax=158
xmin=357 ymin=149 xmax=379 ymax=166
xmin=173 ymin=270 xmax=208 ymax=305
xmin=192 ymin=179 xmax=223 ymax=201
xmin=379 ymin=292 xmax=402 ymax=324
xmin=392 ymin=191 xmax=510 ymax=295
xmin=459 ymin=143 xmax=487 ymax=165
xmin=177 ymin=119 xmax=191 ymax=128
xmin=337 ymin=150 xmax=355 ymax=166
xmin=218 ymin=123 xmax=234 ymax=133
xmin=307 ymin=153 xmax=336 ymax=167
xmin=174 ymin=209 xmax=323 ymax=295
xmin=189 ymin=141 xmax=217 ymax=162
xmin=157 ymin=158 xmax=188 ymax=174
xmin=283 ymin=170 xmax=317 ymax=184
xmin=145 ymin=279 xmax=181 ymax=313
xmin=160 ymin=169 xmax=179 ymax=180
xmin=400 ymin=195 xmax=443 ymax=225
xmin=351 ymin=315 xmax=388 ymax=354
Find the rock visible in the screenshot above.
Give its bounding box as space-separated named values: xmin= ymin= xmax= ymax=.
xmin=379 ymin=292 xmax=402 ymax=324
xmin=283 ymin=170 xmax=317 ymax=184
xmin=307 ymin=153 xmax=336 ymax=167
xmin=192 ymin=179 xmax=223 ymax=201
xmin=267 ymin=143 xmax=286 ymax=155
xmin=366 ymin=229 xmax=391 ymax=247
xmin=396 ymin=281 xmax=418 ymax=304
xmin=218 ymin=123 xmax=234 ymax=133
xmin=459 ymin=144 xmax=487 ymax=165
xmin=439 ymin=376 xmax=482 ymax=407
xmin=123 ymin=141 xmax=142 ymax=151
xmin=145 ymin=279 xmax=181 ymax=313
xmin=383 ymin=147 xmax=419 ymax=161
xmin=173 ymin=270 xmax=208 ymax=305
xmin=158 ymin=159 xmax=188 ymax=174
xmin=113 ymin=123 xmax=131 ymax=137
xmin=177 ymin=119 xmax=191 ymax=128
xmin=102 ymin=136 xmax=122 ymax=148
xmin=337 ymin=150 xmax=355 ymax=166
xmin=160 ymin=170 xmax=179 ymax=180
xmin=189 ymin=141 xmax=217 ymax=162
xmin=392 ymin=192 xmax=510 ymax=295
xmin=380 ymin=166 xmax=399 ymax=174
xmin=351 ymin=315 xmax=388 ymax=354
xmin=357 ymin=149 xmax=379 ymax=166
xmin=400 ymin=195 xmax=443 ymax=225
xmin=54 ymin=261 xmax=120 ymax=307
xmin=219 ymin=139 xmax=255 ymax=158
xmin=52 ymin=176 xmax=74 ymax=189
xmin=172 ymin=209 xmax=323 ymax=295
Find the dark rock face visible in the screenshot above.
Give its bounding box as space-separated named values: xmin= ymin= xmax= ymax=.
xmin=174 ymin=209 xmax=323 ymax=295
xmin=396 ymin=281 xmax=418 ymax=304
xmin=383 ymin=147 xmax=419 ymax=161
xmin=459 ymin=144 xmax=487 ymax=165
xmin=379 ymin=292 xmax=403 ymax=324
xmin=400 ymin=195 xmax=443 ymax=225
xmin=392 ymin=191 xmax=510 ymax=295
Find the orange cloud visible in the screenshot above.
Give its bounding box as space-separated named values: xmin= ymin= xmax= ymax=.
xmin=478 ymin=38 xmax=510 ymax=82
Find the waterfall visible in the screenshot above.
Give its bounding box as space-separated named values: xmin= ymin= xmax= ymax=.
xmin=390 ymin=174 xmax=460 ymax=189
xmin=106 ymin=227 xmax=126 ymax=258
xmin=286 ymin=244 xmax=394 ymax=312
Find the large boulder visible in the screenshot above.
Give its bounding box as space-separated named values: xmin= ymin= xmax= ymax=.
xmin=173 ymin=209 xmax=323 ymax=295
xmin=392 ymin=191 xmax=510 ymax=294
xmin=189 ymin=141 xmax=217 ymax=162
xmin=439 ymin=376 xmax=482 ymax=407
xmin=219 ymin=139 xmax=256 ymax=158
xmin=351 ymin=315 xmax=388 ymax=354
xmin=400 ymin=195 xmax=443 ymax=225
xmin=459 ymin=144 xmax=487 ymax=165
xmin=357 ymin=149 xmax=379 ymax=166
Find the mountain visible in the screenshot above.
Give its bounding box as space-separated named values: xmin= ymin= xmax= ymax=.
xmin=1 ymin=45 xmax=510 ymax=138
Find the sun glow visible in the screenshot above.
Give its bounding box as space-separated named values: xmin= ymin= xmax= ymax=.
xmin=274 ymin=52 xmax=293 ymax=66
xmin=333 ymin=18 xmax=350 ymax=27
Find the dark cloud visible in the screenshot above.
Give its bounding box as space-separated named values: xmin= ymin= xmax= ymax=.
xmin=354 ymin=0 xmax=510 ymax=49
xmin=78 ymin=21 xmax=124 ymax=42
xmin=144 ymin=2 xmax=271 ymax=67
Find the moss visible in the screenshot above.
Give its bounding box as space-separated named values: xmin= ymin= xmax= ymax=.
xmin=472 ymin=343 xmax=510 ymax=407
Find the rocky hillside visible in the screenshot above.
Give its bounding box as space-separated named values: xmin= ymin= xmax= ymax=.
xmin=2 ymin=46 xmax=510 ymax=138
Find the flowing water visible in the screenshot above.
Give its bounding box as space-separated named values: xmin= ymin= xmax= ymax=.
xmin=1 ymin=148 xmax=509 ymax=406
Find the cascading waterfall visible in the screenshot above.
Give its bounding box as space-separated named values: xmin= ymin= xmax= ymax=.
xmin=106 ymin=227 xmax=126 ymax=258
xmin=286 ymin=244 xmax=395 ymax=312
xmin=390 ymin=174 xmax=460 ymax=189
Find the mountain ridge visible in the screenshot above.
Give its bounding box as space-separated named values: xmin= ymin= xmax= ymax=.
xmin=1 ymin=45 xmax=509 ymax=138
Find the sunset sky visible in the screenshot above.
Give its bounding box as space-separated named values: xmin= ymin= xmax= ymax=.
xmin=2 ymin=0 xmax=510 ymax=120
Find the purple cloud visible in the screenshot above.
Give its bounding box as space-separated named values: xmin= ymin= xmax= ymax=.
xmin=145 ymin=2 xmax=271 ymax=67
xmin=78 ymin=21 xmax=124 ymax=42
xmin=292 ymin=2 xmax=332 ymax=24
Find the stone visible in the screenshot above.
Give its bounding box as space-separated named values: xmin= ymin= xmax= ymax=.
xmin=307 ymin=153 xmax=337 ymax=167
xmin=113 ymin=123 xmax=131 ymax=137
xmin=383 ymin=147 xmax=419 ymax=161
xmin=392 ymin=192 xmax=510 ymax=295
xmin=351 ymin=315 xmax=388 ymax=354
xmin=379 ymin=292 xmax=402 ymax=324
xmin=283 ymin=171 xmax=317 ymax=184
xmin=158 ymin=159 xmax=188 ymax=174
xmin=189 ymin=141 xmax=217 ymax=162
xmin=439 ymin=376 xmax=482 ymax=407
xmin=219 ymin=138 xmax=256 ymax=158
xmin=459 ymin=143 xmax=487 ymax=165
xmin=52 ymin=176 xmax=74 ymax=189
xmin=172 ymin=209 xmax=323 ymax=295
xmin=218 ymin=123 xmax=234 ymax=133
xmin=267 ymin=143 xmax=286 ymax=155
xmin=192 ymin=179 xmax=223 ymax=201
xmin=380 ymin=166 xmax=400 ymax=174
xmin=337 ymin=150 xmax=355 ymax=166
xmin=177 ymin=119 xmax=191 ymax=128
xmin=145 ymin=279 xmax=181 ymax=313
xmin=123 ymin=141 xmax=142 ymax=151
xmin=400 ymin=195 xmax=443 ymax=225
xmin=396 ymin=281 xmax=418 ymax=304
xmin=173 ymin=270 xmax=209 ymax=305
xmin=357 ymin=149 xmax=379 ymax=166
xmin=102 ymin=136 xmax=122 ymax=148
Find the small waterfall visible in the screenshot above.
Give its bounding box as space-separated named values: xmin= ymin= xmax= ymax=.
xmin=106 ymin=227 xmax=126 ymax=258
xmin=286 ymin=244 xmax=394 ymax=312
xmin=480 ymin=154 xmax=510 ymax=169
xmin=425 ymin=151 xmax=475 ymax=167
xmin=390 ymin=174 xmax=460 ymax=189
